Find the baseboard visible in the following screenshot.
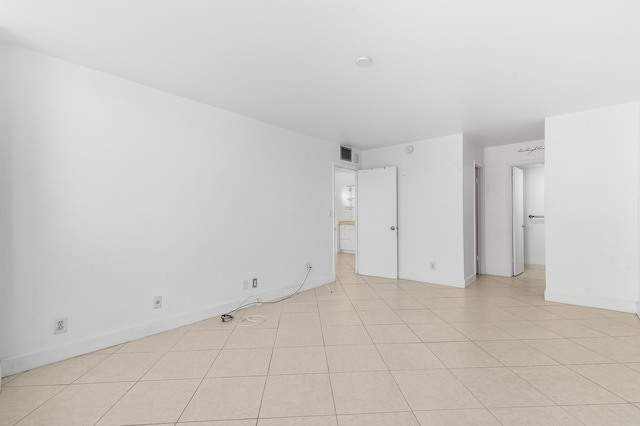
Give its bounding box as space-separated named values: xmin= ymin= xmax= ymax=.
xmin=637 ymin=301 xmax=640 ymax=320
xmin=464 ymin=273 xmax=477 ymax=288
xmin=484 ymin=266 xmax=510 ymax=277
xmin=1 ymin=274 xmax=335 ymax=377
xmin=545 ymin=290 xmax=636 ymax=314
xmin=399 ymin=271 xmax=467 ymax=288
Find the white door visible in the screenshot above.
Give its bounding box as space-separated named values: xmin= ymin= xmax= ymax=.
xmin=357 ymin=167 xmax=398 ymax=279
xmin=512 ymin=167 xmax=525 ymax=276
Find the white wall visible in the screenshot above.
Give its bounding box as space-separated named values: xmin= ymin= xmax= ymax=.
xmin=523 ymin=166 xmax=545 ymax=265
xmin=1 ymin=45 xmax=339 ymax=376
xmin=484 ymin=140 xmax=545 ymax=276
xmin=545 ymin=102 xmax=639 ymax=313
xmin=362 ymin=134 xmax=473 ymax=287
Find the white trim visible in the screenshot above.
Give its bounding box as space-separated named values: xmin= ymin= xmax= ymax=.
xmin=464 ymin=273 xmax=477 ymax=287
xmin=545 ymin=290 xmax=636 ymax=314
xmin=399 ymin=271 xmax=467 ymax=288
xmin=1 ymin=275 xmax=335 ymax=376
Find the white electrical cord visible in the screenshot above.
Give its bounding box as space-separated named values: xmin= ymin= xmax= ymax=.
xmin=220 ymin=267 xmax=312 ymax=327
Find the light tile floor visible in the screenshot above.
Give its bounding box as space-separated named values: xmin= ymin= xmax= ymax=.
xmin=3 ymin=253 xmax=640 ymax=425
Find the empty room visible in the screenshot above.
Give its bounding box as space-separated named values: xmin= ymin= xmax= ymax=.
xmin=2 ymin=1 xmax=640 ymax=425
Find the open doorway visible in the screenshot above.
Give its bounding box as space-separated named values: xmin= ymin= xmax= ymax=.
xmin=512 ymin=163 xmax=545 ymax=277
xmin=334 ymin=167 xmax=357 ymax=255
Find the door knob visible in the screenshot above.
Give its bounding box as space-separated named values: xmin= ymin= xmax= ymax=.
xmin=390 ymin=226 xmax=396 ymax=231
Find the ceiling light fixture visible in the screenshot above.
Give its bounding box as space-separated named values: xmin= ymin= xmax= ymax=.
xmin=356 ymin=56 xmax=373 ymax=67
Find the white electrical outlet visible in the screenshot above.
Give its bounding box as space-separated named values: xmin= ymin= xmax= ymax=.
xmin=54 ymin=317 xmax=67 ymax=334
xmin=153 ymin=296 xmax=163 ymax=309
xmin=307 ymin=262 xmax=313 ymax=271
xmin=430 ymin=261 xmax=437 ymax=271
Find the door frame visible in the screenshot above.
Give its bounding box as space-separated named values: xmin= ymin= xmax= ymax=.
xmin=506 ymin=159 xmax=545 ymax=276
xmin=474 ymin=162 xmax=486 ymax=275
xmin=332 ymin=162 xmax=359 ymax=278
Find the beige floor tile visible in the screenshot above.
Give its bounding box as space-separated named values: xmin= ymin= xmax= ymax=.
xmin=502 ymin=306 xmax=563 ymax=320
xmin=75 ymin=352 xmax=163 ymax=383
xmin=510 ymin=365 xmax=624 ymax=405
xmin=97 ymin=379 xmax=198 ymax=425
xmin=563 ymin=403 xmax=640 ymax=425
xmin=331 ymin=371 xmax=409 ymax=415
xmin=365 ymin=324 xmax=421 ymax=344
xmin=180 ymin=376 xmax=266 ymax=421
xmin=449 ymin=322 xmax=514 ymax=341
xmin=179 ymin=421 xmax=256 ymax=426
xmin=455 ymin=296 xmax=529 ymax=308
xmin=369 ymin=283 xmax=402 ymax=292
xmin=316 ymin=284 xmax=346 ymax=298
xmin=6 ymin=354 xmax=108 ymax=386
xmin=570 ymin=363 xmax=640 ymax=401
xmin=376 ymin=343 xmax=445 ymax=370
xmin=524 ymin=339 xmax=613 ymax=364
xmin=322 ymin=326 xmax=373 ymax=345
xmin=172 ymin=330 xmax=232 ymax=351
xmin=0 ymin=385 xmax=65 ymax=426
xmin=451 ymin=367 xmax=553 ymax=407
xmin=19 ymin=382 xmax=132 ymax=426
xmin=383 ymin=298 xmax=426 ymax=310
xmin=279 ymin=312 xmax=321 ymax=328
xmin=489 ymin=407 xmax=582 ymax=426
xmin=476 ymin=340 xmax=558 ymax=366
xmin=350 ymin=300 xmax=391 ymax=311
xmin=357 ymin=310 xmax=402 ymax=325
xmin=260 ymin=374 xmax=334 ymax=418
xmin=275 ymin=326 xmax=324 ymax=347
xmin=395 ymin=309 xmax=444 ymax=324
xmin=414 ymin=409 xmax=500 ymax=426
xmin=408 ymin=323 xmax=468 ymax=342
xmin=269 ymin=346 xmax=328 ymax=375
xmin=117 ymin=327 xmax=189 ymax=353
xmin=225 ymin=328 xmax=277 ymax=349
xmin=338 ymin=412 xmax=419 ymax=425
xmin=426 ymin=342 xmax=501 ymax=368
xmin=319 ymin=311 xmax=362 ymax=326
xmin=429 ymin=308 xmax=484 ymax=323
xmin=142 ymin=350 xmax=218 ymax=380
xmin=392 ymin=369 xmax=482 ymax=410
xmin=466 ymin=308 xmax=525 ymax=322
xmin=207 ymin=348 xmax=272 ymax=377
xmin=493 ymin=320 xmax=562 ymax=339
xmin=541 ymin=305 xmax=614 ymax=320
xmin=417 ymin=297 xmax=460 ymax=309
xmin=317 ymin=300 xmax=355 ymax=312
xmin=571 ymin=337 xmax=640 ymax=362
xmin=578 ymin=318 xmax=640 ymax=336
xmin=281 ymin=301 xmax=319 ymax=313
xmin=325 ymin=345 xmax=387 ymax=372
xmin=533 ymin=319 xmax=606 ymax=338
xmin=344 ymin=288 xmax=380 ymax=300
xmin=258 ymin=416 xmax=337 ymax=425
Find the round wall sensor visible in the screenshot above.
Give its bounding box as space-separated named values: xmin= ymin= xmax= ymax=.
xmin=406 ymin=145 xmax=414 ymax=154
xmin=356 ymin=56 xmax=373 ymax=67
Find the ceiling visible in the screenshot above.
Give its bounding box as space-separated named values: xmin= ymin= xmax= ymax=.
xmin=1 ymin=0 xmax=639 ymax=149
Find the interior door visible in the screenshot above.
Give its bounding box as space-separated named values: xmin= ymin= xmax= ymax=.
xmin=357 ymin=167 xmax=398 ymax=279
xmin=513 ymin=167 xmax=525 ymax=276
